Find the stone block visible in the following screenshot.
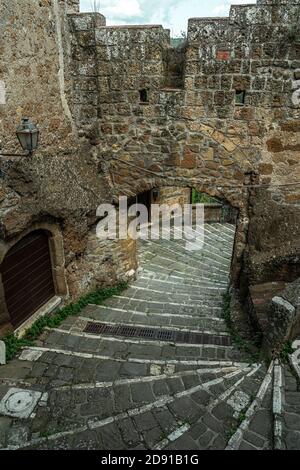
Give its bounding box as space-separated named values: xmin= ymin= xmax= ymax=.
xmin=264 ymin=296 xmax=296 ymax=356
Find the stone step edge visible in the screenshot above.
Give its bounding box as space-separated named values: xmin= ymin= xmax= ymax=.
xmin=273 ymin=360 xmax=284 ymax=451
xmin=46 ymin=327 xmax=234 ymax=350
xmin=225 ymin=361 xmax=274 ymax=450
xmin=19 ymin=346 xmax=250 ymax=368
xmin=85 ymin=304 xmax=226 ymax=322
xmin=155 ymin=364 xmax=262 ymax=450
xmin=108 ymin=295 xmax=224 ymax=311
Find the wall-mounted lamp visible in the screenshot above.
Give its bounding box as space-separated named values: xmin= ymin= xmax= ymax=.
xmin=152 ymin=188 xmax=160 ymax=202
xmin=0 ymin=118 xmax=39 ymax=157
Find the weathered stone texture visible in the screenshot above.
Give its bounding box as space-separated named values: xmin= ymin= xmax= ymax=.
xmin=0 ymin=0 xmax=300 ymax=341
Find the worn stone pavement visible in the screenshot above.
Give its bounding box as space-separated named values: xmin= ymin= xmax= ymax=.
xmin=0 ymin=223 xmax=299 ymax=450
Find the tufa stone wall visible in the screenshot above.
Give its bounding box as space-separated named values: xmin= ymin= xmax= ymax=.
xmin=0 ymin=1 xmax=136 ymax=332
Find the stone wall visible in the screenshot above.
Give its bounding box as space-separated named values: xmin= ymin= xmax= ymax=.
xmin=154 ymin=187 xmax=191 ymax=207
xmin=0 ymin=1 xmax=137 ymax=332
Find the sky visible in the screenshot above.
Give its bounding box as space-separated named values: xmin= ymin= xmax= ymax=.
xmin=80 ymin=0 xmax=257 ymax=36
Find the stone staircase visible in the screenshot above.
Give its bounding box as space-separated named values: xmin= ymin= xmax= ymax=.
xmin=0 ymin=223 xmax=299 ymax=450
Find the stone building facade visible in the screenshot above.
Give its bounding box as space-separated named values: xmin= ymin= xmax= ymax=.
xmin=0 ymin=0 xmax=299 ymax=346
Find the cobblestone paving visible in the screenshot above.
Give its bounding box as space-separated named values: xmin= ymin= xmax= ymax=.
xmin=0 ymin=223 xmax=298 ymax=450
xmin=282 ymin=351 xmax=300 ymax=450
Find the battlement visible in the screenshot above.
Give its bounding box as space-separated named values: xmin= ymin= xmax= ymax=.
xmin=188 ymin=0 xmax=299 ymax=42
xmin=67 ymin=0 xmax=80 ymax=13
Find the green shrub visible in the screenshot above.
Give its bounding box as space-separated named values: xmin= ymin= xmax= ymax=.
xmin=192 ymin=189 xmax=219 ymax=204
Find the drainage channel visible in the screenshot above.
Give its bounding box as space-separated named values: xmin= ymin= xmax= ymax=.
xmin=83 ymin=322 xmax=232 ymax=346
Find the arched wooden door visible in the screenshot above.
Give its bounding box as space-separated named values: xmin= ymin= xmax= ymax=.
xmin=0 ymin=230 xmax=55 ymax=328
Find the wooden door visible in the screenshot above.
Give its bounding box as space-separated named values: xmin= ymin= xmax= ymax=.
xmin=0 ymin=230 xmax=55 ymax=327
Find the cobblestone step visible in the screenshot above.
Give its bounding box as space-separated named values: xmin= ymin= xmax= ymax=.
xmin=40 ymin=328 xmax=244 ymax=363
xmin=139 ymin=262 xmax=228 ymax=288
xmin=1 ymin=357 xmax=256 ymax=449
xmin=139 ymin=270 xmax=228 ymax=287
xmin=139 ymin=251 xmax=230 ymax=276
xmin=81 ymin=305 xmax=229 ymax=333
xmin=226 ymin=362 xmax=274 ymax=450
xmin=282 ymin=360 xmax=300 ymax=450
xmin=129 ymin=280 xmax=227 ymax=298
xmin=100 ymin=297 xmax=224 ymax=319
xmin=115 ymin=287 xmax=224 ymax=308
xmin=140 ymin=240 xmax=233 ymax=266
xmin=164 ymin=364 xmax=266 ymax=450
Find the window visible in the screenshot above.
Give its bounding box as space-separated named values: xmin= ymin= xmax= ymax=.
xmin=139 ymin=89 xmax=149 ymax=104
xmin=235 ymin=90 xmax=246 ymax=105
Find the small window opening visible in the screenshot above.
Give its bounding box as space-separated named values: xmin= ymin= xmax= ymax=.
xmin=235 ymin=90 xmax=246 ymax=105
xmin=139 ymin=89 xmax=149 ymax=104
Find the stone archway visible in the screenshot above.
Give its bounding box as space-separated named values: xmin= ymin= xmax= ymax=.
xmin=120 ymin=180 xmax=247 ymax=288
xmin=0 ymin=223 xmax=68 ymax=333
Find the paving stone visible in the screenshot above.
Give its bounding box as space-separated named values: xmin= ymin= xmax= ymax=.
xmin=166 ymin=377 xmax=185 ymax=394
xmin=197 ymin=429 xmax=216 ymax=448
xmin=96 ymin=423 xmax=127 ymax=450
xmin=113 ymin=384 xmax=132 ymax=413
xmin=7 ymin=425 xmax=29 ymax=447
xmin=152 ymin=380 xmax=169 ymax=397
xmin=119 ymin=362 xmax=148 ymax=377
xmin=191 ymin=389 xmax=211 ymax=406
xmin=153 ymin=408 xmax=178 ymax=435
xmin=182 ymin=374 xmax=200 ymax=390
xmin=169 ymin=397 xmax=204 ymax=424
xmin=52 ymin=353 xmax=74 ymax=368
xmin=30 ymin=362 xmax=48 ymax=378
xmin=43 ymin=365 xmax=59 ymax=378
xmin=285 ymin=431 xmax=300 ymax=450
xmin=70 ymin=430 xmax=99 ymax=450
xmin=166 ymin=434 xmax=198 ymax=450
xmin=143 ymin=426 xmax=164 ymax=448
xmin=131 ymin=382 xmax=155 ymax=404
xmin=209 ymin=382 xmax=226 ymax=396
xmin=249 ymin=410 xmax=272 ymax=437
xmin=212 ymin=402 xmax=235 ymax=422
xmin=202 ymin=412 xmax=223 ymax=433
xmin=75 ymin=366 xmax=94 ymax=383
xmin=285 ymin=392 xmax=300 ymax=407
xmin=284 ymin=412 xmax=300 ymax=431
xmin=0 ymin=417 xmax=12 ymax=448
xmin=189 ymin=422 xmax=207 ymax=440
xmin=56 ymin=367 xmax=74 ymax=383
xmin=80 ymin=389 xmax=114 ymax=418
xmin=134 ymin=411 xmax=157 ymax=432
xmin=0 ymin=360 xmax=32 ymax=379
xmin=243 ymin=430 xmax=266 ymax=448
xmin=69 ymin=356 xmax=86 ymax=369
xmin=95 ymin=361 xmax=121 ymax=381
xmin=0 ymin=224 xmax=260 ymax=450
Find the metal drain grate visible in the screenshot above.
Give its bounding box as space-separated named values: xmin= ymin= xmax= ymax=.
xmin=83 ymin=322 xmax=231 ymax=346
